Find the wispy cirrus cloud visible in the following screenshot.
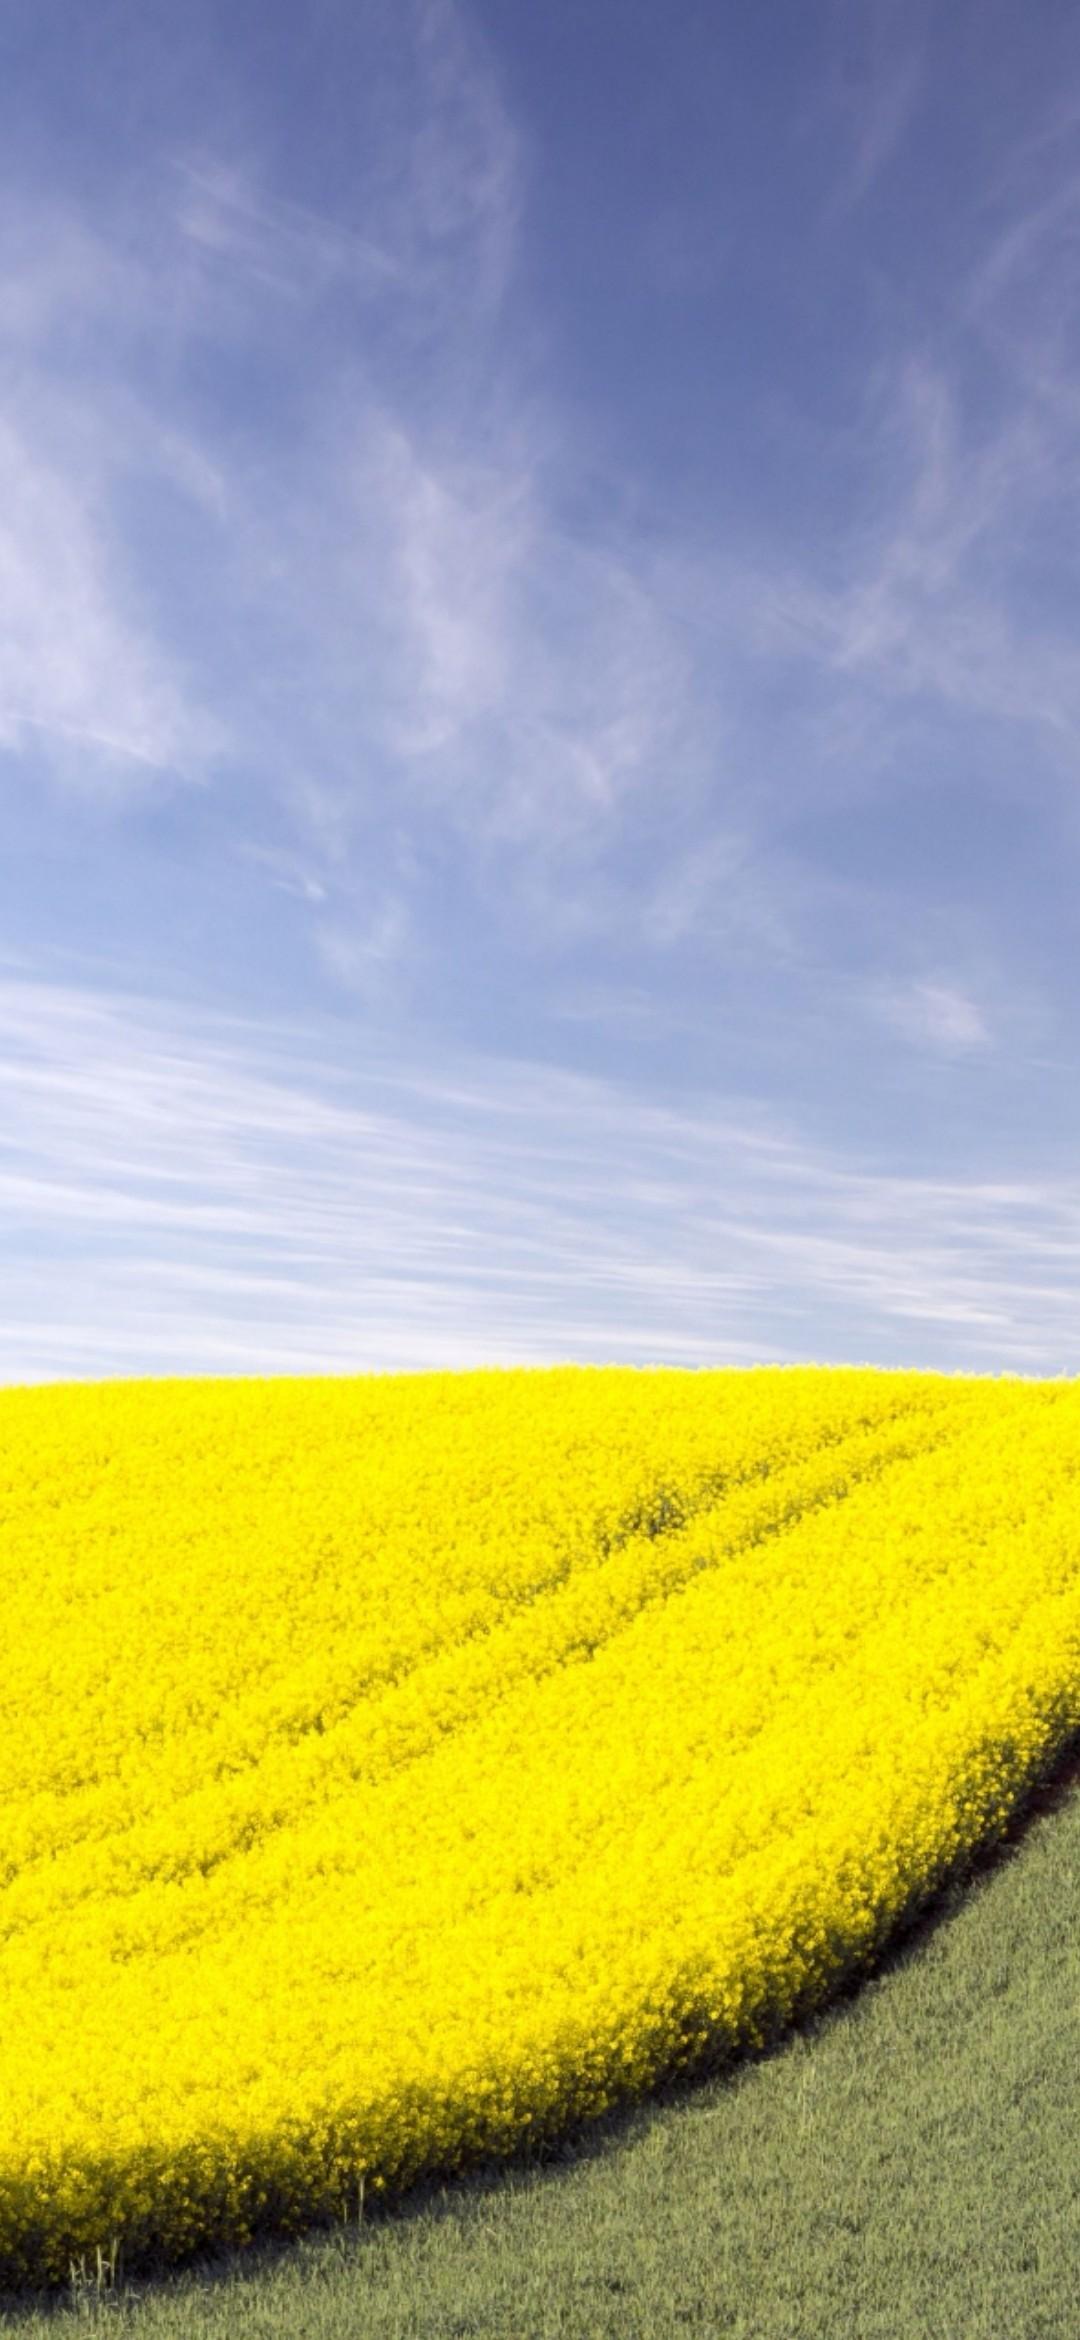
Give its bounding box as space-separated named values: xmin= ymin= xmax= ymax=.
xmin=749 ymin=349 xmax=1080 ymax=769
xmin=0 ymin=211 xmax=222 ymax=784
xmin=172 ymin=156 xmax=404 ymax=301
xmin=348 ymin=413 xmax=705 ymax=845
xmin=0 ymin=0 xmax=716 ymax=977
xmin=170 ymin=0 xmax=519 ymax=328
xmin=5 ymin=0 xmax=1080 ymax=1281
xmin=737 ymin=83 xmax=1080 ymax=813
xmin=874 ymin=978 xmax=991 ymax=1055
xmin=0 ymin=0 xmax=522 ymax=810
xmin=818 ymin=0 xmax=927 ymax=213
xmin=1 ymin=975 xmax=1077 ymax=1384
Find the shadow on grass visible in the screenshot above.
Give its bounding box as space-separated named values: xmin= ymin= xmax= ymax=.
xmin=7 ymin=1724 xmax=1079 ymax=2321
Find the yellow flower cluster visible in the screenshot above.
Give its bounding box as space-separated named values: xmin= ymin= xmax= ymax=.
xmin=0 ymin=1365 xmax=1077 ymax=2284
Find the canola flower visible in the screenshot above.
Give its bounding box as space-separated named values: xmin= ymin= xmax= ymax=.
xmin=0 ymin=1363 xmax=1077 ymax=2284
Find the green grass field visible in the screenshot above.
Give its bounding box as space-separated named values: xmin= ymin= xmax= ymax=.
xmin=6 ymin=1749 xmax=1077 ymax=2340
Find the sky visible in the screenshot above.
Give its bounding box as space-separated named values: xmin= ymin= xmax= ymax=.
xmin=4 ymin=0 xmax=1080 ymax=1381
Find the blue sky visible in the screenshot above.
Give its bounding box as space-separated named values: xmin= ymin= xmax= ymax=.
xmin=4 ymin=0 xmax=1080 ymax=1380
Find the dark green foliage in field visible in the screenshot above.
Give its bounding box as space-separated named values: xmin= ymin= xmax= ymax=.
xmin=8 ymin=1767 xmax=1078 ymax=2340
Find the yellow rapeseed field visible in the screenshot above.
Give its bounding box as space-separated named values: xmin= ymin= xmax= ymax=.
xmin=0 ymin=1364 xmax=1077 ymax=2284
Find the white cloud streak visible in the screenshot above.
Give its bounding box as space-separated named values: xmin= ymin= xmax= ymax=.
xmin=820 ymin=0 xmax=927 ymax=213
xmin=874 ymin=978 xmax=991 ymax=1054
xmin=0 ymin=0 xmax=527 ymax=814
xmin=750 ymin=350 xmax=1080 ymax=756
xmin=0 ymin=0 xmax=708 ymax=980
xmin=0 ymin=212 xmax=220 ymax=783
xmin=171 ymin=0 xmax=519 ymax=327
xmin=1 ymin=978 xmax=1077 ymax=1384
xmin=6 ymin=0 xmax=1080 ymax=1014
xmin=0 ymin=436 xmax=203 ymax=784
